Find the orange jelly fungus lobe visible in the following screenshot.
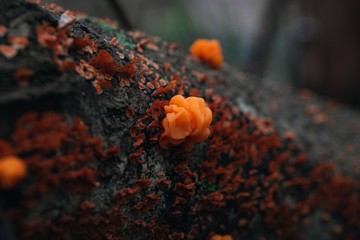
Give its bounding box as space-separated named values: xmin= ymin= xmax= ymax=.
xmin=189 ymin=39 xmax=223 ymax=69
xmin=160 ymin=95 xmax=212 ymax=151
xmin=0 ymin=156 xmax=27 ymax=189
xmin=211 ymin=235 xmax=233 ymax=240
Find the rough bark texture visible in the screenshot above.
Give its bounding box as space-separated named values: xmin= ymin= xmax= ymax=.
xmin=0 ymin=1 xmax=359 ymax=240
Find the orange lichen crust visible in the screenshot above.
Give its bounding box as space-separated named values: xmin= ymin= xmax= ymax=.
xmin=189 ymin=39 xmax=223 ymax=69
xmin=0 ymin=155 xmax=27 ymax=189
xmin=160 ymin=95 xmax=212 ymax=151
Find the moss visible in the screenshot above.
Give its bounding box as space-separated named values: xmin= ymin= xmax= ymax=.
xmin=88 ymin=16 xmax=136 ymax=49
xmin=0 ymin=73 xmax=9 ymax=82
xmin=202 ymin=183 xmax=218 ymax=194
xmin=32 ymin=76 xmax=43 ymax=85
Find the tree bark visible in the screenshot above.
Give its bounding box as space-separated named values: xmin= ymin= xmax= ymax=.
xmin=0 ymin=1 xmax=359 ymax=240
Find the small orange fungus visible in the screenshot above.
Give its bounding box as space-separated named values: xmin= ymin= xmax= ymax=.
xmin=0 ymin=156 xmax=27 ymax=189
xmin=189 ymin=39 xmax=223 ymax=69
xmin=160 ymin=95 xmax=212 ymax=151
xmin=211 ymin=235 xmax=233 ymax=240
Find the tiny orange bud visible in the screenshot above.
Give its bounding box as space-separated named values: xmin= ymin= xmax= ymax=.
xmin=189 ymin=39 xmax=223 ymax=69
xmin=0 ymin=156 xmax=27 ymax=189
xmin=211 ymin=235 xmax=233 ymax=240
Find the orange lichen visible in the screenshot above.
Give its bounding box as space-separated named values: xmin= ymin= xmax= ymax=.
xmin=0 ymin=25 xmax=7 ymax=37
xmin=211 ymin=235 xmax=233 ymax=240
xmin=14 ymin=68 xmax=34 ymax=87
xmin=8 ymin=36 xmax=29 ymax=50
xmin=73 ymin=34 xmax=98 ymax=54
xmin=0 ymin=155 xmax=27 ymax=189
xmin=0 ymin=44 xmax=18 ymax=59
xmin=160 ymin=95 xmax=212 ymax=151
xmin=89 ymin=49 xmax=118 ymax=75
xmin=189 ymin=39 xmax=223 ymax=69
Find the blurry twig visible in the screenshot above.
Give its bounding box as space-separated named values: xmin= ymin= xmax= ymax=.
xmin=244 ymin=0 xmax=290 ymax=78
xmin=106 ymin=0 xmax=133 ymax=30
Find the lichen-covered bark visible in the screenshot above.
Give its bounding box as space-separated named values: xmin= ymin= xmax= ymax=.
xmin=0 ymin=1 xmax=359 ymax=240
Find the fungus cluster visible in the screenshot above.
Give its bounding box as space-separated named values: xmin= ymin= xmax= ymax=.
xmin=5 ymin=112 xmax=119 ymax=197
xmin=36 ymin=22 xmax=75 ymax=71
xmin=160 ymin=95 xmax=212 ymax=151
xmin=189 ymin=39 xmax=223 ymax=69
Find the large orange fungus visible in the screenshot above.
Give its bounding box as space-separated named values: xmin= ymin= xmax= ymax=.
xmin=160 ymin=95 xmax=212 ymax=151
xmin=0 ymin=155 xmax=27 ymax=189
xmin=189 ymin=39 xmax=223 ymax=69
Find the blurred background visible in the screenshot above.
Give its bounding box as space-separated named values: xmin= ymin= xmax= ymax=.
xmin=43 ymin=0 xmax=360 ymax=106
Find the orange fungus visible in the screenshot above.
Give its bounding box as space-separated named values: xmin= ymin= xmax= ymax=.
xmin=160 ymin=95 xmax=212 ymax=151
xmin=211 ymin=235 xmax=233 ymax=240
xmin=0 ymin=155 xmax=27 ymax=189
xmin=189 ymin=39 xmax=223 ymax=69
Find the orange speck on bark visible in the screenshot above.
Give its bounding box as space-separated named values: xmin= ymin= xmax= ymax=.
xmin=189 ymin=39 xmax=223 ymax=69
xmin=73 ymin=34 xmax=98 ymax=54
xmin=73 ymin=35 xmax=91 ymax=49
xmin=8 ymin=36 xmax=29 ymax=50
xmin=0 ymin=156 xmax=27 ymax=189
xmin=14 ymin=68 xmax=34 ymax=87
xmin=89 ymin=50 xmax=118 ymax=75
xmin=160 ymin=95 xmax=212 ymax=151
xmin=0 ymin=25 xmax=7 ymax=37
xmin=0 ymin=44 xmax=18 ymax=59
xmin=27 ymin=0 xmax=42 ymax=4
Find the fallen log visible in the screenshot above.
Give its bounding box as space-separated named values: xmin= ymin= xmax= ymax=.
xmin=0 ymin=1 xmax=359 ymax=239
